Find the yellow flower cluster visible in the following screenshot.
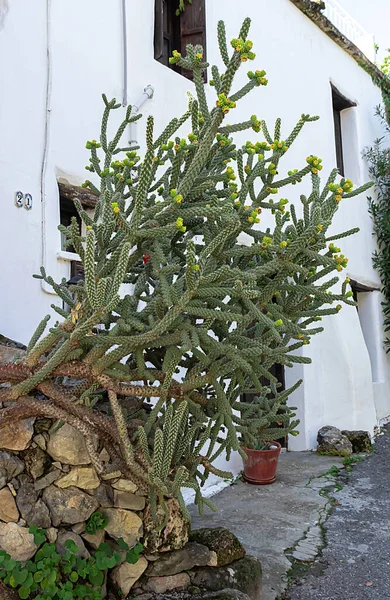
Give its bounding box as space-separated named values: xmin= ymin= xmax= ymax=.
xmin=216 ymin=93 xmax=236 ymax=114
xmin=306 ymin=155 xmax=323 ymax=174
xmin=230 ymin=38 xmax=256 ymax=62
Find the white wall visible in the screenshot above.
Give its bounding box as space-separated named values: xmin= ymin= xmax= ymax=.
xmin=0 ymin=0 xmax=389 ymax=475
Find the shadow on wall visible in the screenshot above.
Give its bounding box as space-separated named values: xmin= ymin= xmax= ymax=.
xmin=0 ymin=0 xmax=8 ymax=32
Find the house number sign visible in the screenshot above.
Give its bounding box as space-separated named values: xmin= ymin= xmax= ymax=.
xmin=14 ymin=191 xmax=33 ymax=210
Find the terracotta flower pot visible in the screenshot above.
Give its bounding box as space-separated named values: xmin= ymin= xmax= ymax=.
xmin=242 ymin=441 xmax=282 ymax=485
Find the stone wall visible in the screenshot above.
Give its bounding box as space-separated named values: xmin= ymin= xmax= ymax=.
xmin=0 ymin=417 xmax=262 ymax=599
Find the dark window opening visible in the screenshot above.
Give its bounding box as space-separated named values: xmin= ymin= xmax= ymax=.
xmin=59 ymin=195 xmax=82 ymax=254
xmin=331 ymin=86 xmax=355 ymax=176
xmin=243 ymin=364 xmax=288 ymax=448
xmin=154 ymin=0 xmax=206 ymax=80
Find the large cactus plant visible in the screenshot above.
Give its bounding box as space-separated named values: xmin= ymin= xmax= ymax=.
xmin=0 ymin=18 xmax=371 ymax=521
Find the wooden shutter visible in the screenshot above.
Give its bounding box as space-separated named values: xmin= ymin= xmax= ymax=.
xmin=179 ymin=0 xmax=206 ymax=80
xmin=154 ymin=0 xmax=164 ymax=60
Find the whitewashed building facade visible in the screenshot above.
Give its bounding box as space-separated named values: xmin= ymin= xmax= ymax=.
xmin=1 ymin=0 xmax=389 ymax=482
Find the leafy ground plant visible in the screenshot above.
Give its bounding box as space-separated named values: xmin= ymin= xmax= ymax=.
xmin=0 ymin=527 xmax=143 ymax=600
xmin=84 ymin=512 xmax=109 ymax=536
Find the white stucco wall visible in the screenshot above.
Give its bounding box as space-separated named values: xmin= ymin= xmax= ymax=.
xmin=0 ymin=0 xmax=389 ymax=483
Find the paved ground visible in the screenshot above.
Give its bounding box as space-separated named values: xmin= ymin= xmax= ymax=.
xmin=285 ymin=428 xmax=390 ymax=600
xmin=190 ymin=451 xmax=344 ymax=600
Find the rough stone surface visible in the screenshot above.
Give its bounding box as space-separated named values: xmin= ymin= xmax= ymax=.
xmin=0 ymin=523 xmax=37 ymax=561
xmin=111 ymin=556 xmax=148 ymax=595
xmin=0 ymin=487 xmax=19 ymax=522
xmin=46 ymin=423 xmax=96 ymax=465
xmin=0 ymin=452 xmax=24 ymax=489
xmin=56 ymin=467 xmax=100 ymax=490
xmin=111 ymin=478 xmax=137 ymax=493
xmin=317 ymin=425 xmax=353 ymax=457
xmin=195 ymin=590 xmax=250 ymax=600
xmin=82 ymin=529 xmax=105 ymax=549
xmin=89 ymin=483 xmax=114 ymax=507
xmin=102 ymin=508 xmax=143 ymax=547
xmin=43 ymin=484 xmax=99 ymax=526
xmin=33 ymin=434 xmax=47 ymax=451
xmin=143 ymin=498 xmax=190 ymax=553
xmin=21 ymin=445 xmax=49 ymax=480
xmin=146 ymin=542 xmax=214 ymax=577
xmin=287 ymin=427 xmax=390 ymax=600
xmin=34 ymin=470 xmax=61 ymax=491
xmin=71 ymin=522 xmax=86 ymax=534
xmin=190 ymin=528 xmax=246 ymax=567
xmin=113 ymin=489 xmax=146 ymax=511
xmin=191 ymin=556 xmax=262 ymax=600
xmin=0 ymin=339 xmax=25 ymax=355
xmin=46 ymin=527 xmax=58 ymax=543
xmin=16 ymin=475 xmax=51 ymax=528
xmin=0 ymin=418 xmax=35 ymax=451
xmin=56 ymin=531 xmax=90 ymax=558
xmin=190 ymin=451 xmax=344 ymax=600
xmin=146 ymin=573 xmax=191 ymax=593
xmin=341 ymin=430 xmax=372 ymax=453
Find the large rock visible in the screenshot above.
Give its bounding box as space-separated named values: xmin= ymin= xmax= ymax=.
xmin=0 ymin=487 xmax=19 ymax=522
xmin=56 ymin=531 xmax=90 ymax=558
xmin=0 ymin=523 xmax=38 ymax=561
xmin=102 ymin=508 xmax=143 ymax=547
xmin=111 ymin=556 xmax=148 ymax=596
xmin=317 ymin=426 xmax=353 ymax=457
xmin=0 ymin=452 xmax=24 ymax=489
xmin=190 ymin=528 xmax=246 ymax=567
xmin=146 ymin=542 xmax=214 ymax=577
xmin=56 ymin=467 xmax=100 ymax=490
xmin=143 ymin=499 xmax=189 ymax=553
xmin=21 ymin=445 xmax=50 ymax=480
xmin=146 ymin=573 xmax=191 ymax=594
xmin=46 ymin=423 xmax=97 ymax=465
xmin=16 ymin=475 xmax=51 ymax=528
xmin=114 ymin=490 xmax=145 ymax=511
xmin=342 ymin=430 xmax=372 ymax=453
xmin=43 ymin=484 xmax=99 ymax=526
xmin=0 ymin=419 xmax=35 ymax=451
xmin=191 ymin=556 xmax=262 ymax=600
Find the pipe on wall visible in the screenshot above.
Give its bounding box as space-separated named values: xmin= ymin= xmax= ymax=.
xmin=40 ymin=0 xmax=56 ymax=295
xmin=128 ymin=85 xmax=155 ymax=146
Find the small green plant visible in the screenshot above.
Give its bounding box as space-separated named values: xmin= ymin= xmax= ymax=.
xmin=342 ymin=455 xmax=363 ymax=467
xmin=324 ymin=465 xmax=341 ymax=478
xmin=0 ymin=527 xmax=143 ymax=600
xmin=85 ymin=512 xmax=109 ymax=535
xmin=176 ymin=0 xmax=192 ymax=15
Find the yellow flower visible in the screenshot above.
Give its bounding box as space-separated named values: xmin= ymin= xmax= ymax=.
xmin=113 ymin=206 xmax=120 ymax=213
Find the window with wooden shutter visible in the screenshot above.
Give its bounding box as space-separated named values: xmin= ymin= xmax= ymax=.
xmin=154 ymin=0 xmax=206 ymax=80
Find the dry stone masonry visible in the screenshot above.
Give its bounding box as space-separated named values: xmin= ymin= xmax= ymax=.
xmin=0 ymin=416 xmax=262 ymax=599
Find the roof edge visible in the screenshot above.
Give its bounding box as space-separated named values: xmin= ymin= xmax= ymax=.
xmin=288 ymin=0 xmax=390 ymax=94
